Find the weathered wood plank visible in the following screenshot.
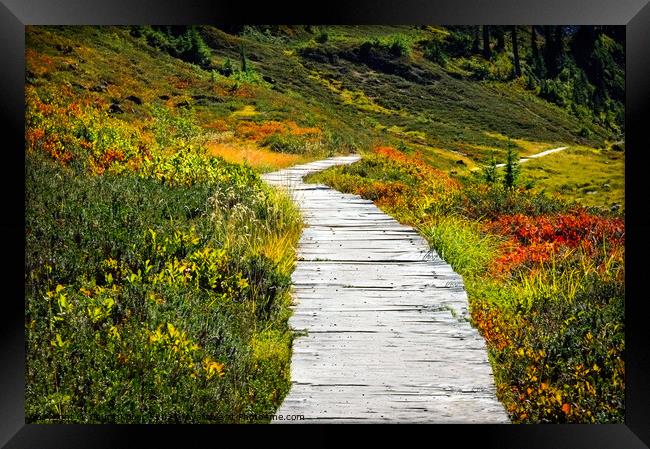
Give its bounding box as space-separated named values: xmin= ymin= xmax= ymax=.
xmin=261 ymin=156 xmax=509 ymax=423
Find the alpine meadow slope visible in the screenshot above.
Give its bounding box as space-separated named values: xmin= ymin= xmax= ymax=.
xmin=25 ymin=25 xmax=624 ymax=423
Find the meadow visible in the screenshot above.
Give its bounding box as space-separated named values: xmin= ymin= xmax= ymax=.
xmin=519 ymin=145 xmax=624 ymax=209
xmin=25 ymin=50 xmax=303 ymax=422
xmin=25 ymin=25 xmax=624 ymax=423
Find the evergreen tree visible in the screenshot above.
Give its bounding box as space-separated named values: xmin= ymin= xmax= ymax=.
xmin=542 ymin=25 xmax=565 ymax=77
xmin=240 ymin=43 xmax=248 ymax=72
xmin=503 ymin=144 xmax=519 ymax=189
xmin=186 ymin=27 xmax=211 ymax=68
xmin=495 ymin=26 xmax=506 ymax=52
xmin=512 ymin=26 xmax=521 ymax=78
xmin=483 ymin=155 xmax=499 ymax=184
xmin=553 ymin=26 xmax=565 ymax=72
xmin=542 ymin=25 xmax=556 ymax=76
xmin=531 ymin=26 xmax=539 ymax=60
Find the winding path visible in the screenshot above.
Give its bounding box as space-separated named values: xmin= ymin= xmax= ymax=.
xmin=495 ymin=146 xmax=568 ymax=168
xmin=262 ymin=156 xmax=509 ymax=423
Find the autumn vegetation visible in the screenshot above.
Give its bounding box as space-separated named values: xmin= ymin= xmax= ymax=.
xmin=25 ymin=25 xmax=624 ymax=423
xmin=25 ymin=29 xmax=303 ymax=422
xmin=308 ymin=147 xmax=623 ymax=423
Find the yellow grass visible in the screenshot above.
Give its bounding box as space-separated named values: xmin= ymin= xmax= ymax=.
xmin=408 ymin=143 xmax=477 ymax=171
xmin=520 ymin=145 xmax=624 ymax=210
xmin=308 ymin=70 xmax=396 ymax=115
xmin=207 ymin=141 xmax=308 ymax=172
xmin=484 ymin=131 xmax=560 ymax=157
xmin=230 ymin=105 xmax=258 ymax=118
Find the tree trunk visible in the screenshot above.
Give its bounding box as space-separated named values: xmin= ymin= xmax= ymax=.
xmin=472 ymin=26 xmax=480 ymax=53
xmin=543 ymin=26 xmax=558 ymax=76
xmin=530 ymin=25 xmax=545 ymax=77
xmin=554 ymin=25 xmax=564 ymax=70
xmin=543 ymin=25 xmax=553 ymax=45
xmin=512 ymin=26 xmax=521 ymax=77
xmin=531 ymin=26 xmax=539 ymax=60
xmin=483 ymin=25 xmax=491 ymax=59
xmin=495 ymin=27 xmax=505 ymax=52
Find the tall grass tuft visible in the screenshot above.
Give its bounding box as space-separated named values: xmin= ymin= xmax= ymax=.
xmin=420 ymin=216 xmax=499 ymax=278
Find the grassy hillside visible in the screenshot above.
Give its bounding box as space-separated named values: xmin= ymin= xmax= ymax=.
xmin=25 ymin=25 xmax=624 ymax=423
xmin=26 ymin=26 xmax=309 ymax=423
xmin=26 ymin=25 xmax=622 ymax=175
xmin=201 ymin=25 xmax=617 ymax=163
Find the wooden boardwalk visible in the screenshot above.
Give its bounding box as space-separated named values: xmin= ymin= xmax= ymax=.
xmin=262 ymin=156 xmax=509 ymax=423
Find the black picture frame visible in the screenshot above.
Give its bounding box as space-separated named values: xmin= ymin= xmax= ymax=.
xmin=2 ymin=0 xmax=649 ymax=446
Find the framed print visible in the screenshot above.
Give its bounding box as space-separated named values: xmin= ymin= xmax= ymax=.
xmin=2 ymin=0 xmax=649 ymax=447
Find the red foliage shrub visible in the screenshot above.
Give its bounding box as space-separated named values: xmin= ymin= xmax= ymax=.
xmin=485 ymin=210 xmax=624 ymax=274
xmin=357 ymin=181 xmax=408 ymax=205
xmin=204 ymin=119 xmax=230 ymax=132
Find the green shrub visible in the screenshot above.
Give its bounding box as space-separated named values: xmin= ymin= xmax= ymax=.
xmin=148 ymin=104 xmax=203 ymax=150
xmin=216 ymin=46 xmax=265 ymax=86
xmin=540 ymin=78 xmax=571 ymax=107
xmin=491 ymin=52 xmax=514 ymax=80
xmin=460 ymin=58 xmax=492 ymax=81
xmin=579 ymin=125 xmax=592 ymax=138
xmin=424 ymin=40 xmax=447 ymax=65
xmin=444 ymin=31 xmax=473 ymax=57
xmin=240 ymin=25 xmax=287 ymax=45
xmin=610 ymin=141 xmax=624 ymax=152
xmin=315 ymin=31 xmax=329 ymax=44
xmin=525 ymin=71 xmax=538 ymax=90
xmin=358 ymin=40 xmax=375 ymax=58
xmin=359 ymin=34 xmax=412 ymax=59
xmin=25 ymin=148 xmax=300 ymax=423
xmin=138 ymin=26 xmax=212 ymax=69
xmin=388 ymin=35 xmax=411 ymax=57
xmin=230 ymin=68 xmax=265 ymax=85
xmin=219 ymin=57 xmax=234 ymax=77
xmin=456 ymin=183 xmax=567 ymax=220
xmin=396 ymin=140 xmax=415 ymax=154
